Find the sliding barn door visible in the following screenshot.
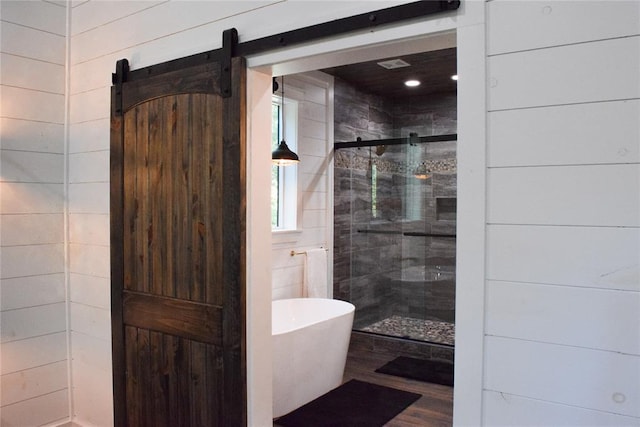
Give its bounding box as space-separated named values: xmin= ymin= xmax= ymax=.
xmin=110 ymin=56 xmax=246 ymax=426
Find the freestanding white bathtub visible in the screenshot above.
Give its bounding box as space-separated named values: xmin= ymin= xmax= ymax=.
xmin=272 ymin=298 xmax=355 ymax=418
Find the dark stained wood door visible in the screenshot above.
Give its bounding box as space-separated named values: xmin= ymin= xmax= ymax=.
xmin=110 ymin=56 xmax=246 ymax=426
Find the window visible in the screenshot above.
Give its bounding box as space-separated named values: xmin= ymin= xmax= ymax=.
xmin=271 ymin=95 xmax=298 ymax=231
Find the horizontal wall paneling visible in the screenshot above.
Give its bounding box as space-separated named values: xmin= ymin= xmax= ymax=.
xmin=0 ymin=332 xmax=67 ymax=375
xmin=70 ymin=0 xmax=164 ymax=36
xmin=0 ymin=118 xmax=64 ymax=153
xmin=0 ymin=151 xmax=64 ymax=183
xmin=1 ymin=213 xmax=63 ymax=245
xmin=0 ymin=0 xmax=66 ymax=35
xmin=69 ymin=87 xmax=110 ymax=123
xmin=0 ymin=303 xmax=66 ymax=343
xmin=489 ymin=36 xmax=640 ymax=111
xmin=488 ymin=99 xmax=640 ymax=167
xmin=68 ymin=182 xmax=110 ymax=213
xmin=483 ymin=390 xmax=640 ymax=427
xmin=68 ymin=150 xmax=109 ymax=183
xmin=486 ymin=281 xmax=640 ymax=354
xmin=68 ymin=118 xmax=109 ymax=153
xmin=68 ymin=213 xmax=110 ymax=246
xmin=69 ymin=243 xmax=110 ymax=277
xmin=71 ymin=331 xmax=111 ymax=371
xmin=487 ymin=164 xmax=640 ymax=227
xmin=69 ymin=273 xmax=110 ymax=309
xmin=0 ymin=244 xmax=64 ymax=278
xmin=71 ymin=359 xmax=114 ymax=426
xmin=484 ymin=336 xmax=640 ymax=417
xmin=0 ymin=389 xmax=68 ymax=427
xmin=488 ymin=1 xmax=640 ymax=55
xmin=0 ymin=274 xmax=65 ymax=311
xmin=0 ymin=360 xmax=68 ymax=406
xmin=487 ymin=224 xmax=639 ymax=291
xmin=70 ymin=302 xmax=110 ymax=340
xmin=1 ymin=86 xmax=64 ymax=123
xmin=0 ymin=21 xmax=65 ymax=64
xmin=70 ymin=1 xmax=280 ymax=65
xmin=0 ymin=53 xmax=64 ymax=93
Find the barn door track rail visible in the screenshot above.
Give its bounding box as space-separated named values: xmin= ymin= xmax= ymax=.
xmin=112 ymin=0 xmax=460 ymax=98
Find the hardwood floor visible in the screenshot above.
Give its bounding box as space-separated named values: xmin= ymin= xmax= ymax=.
xmin=273 ymin=334 xmax=454 ymax=427
xmin=343 ymin=345 xmax=454 ymax=427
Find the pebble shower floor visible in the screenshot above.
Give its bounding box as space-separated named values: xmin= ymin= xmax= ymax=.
xmin=361 ymin=316 xmax=455 ymax=346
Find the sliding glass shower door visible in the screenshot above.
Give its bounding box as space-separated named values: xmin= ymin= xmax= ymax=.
xmin=333 ymin=134 xmax=457 ymax=346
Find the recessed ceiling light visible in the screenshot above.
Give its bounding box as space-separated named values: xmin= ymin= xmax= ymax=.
xmin=405 ymin=79 xmax=420 ymax=87
xmin=451 ymin=74 xmax=459 ymax=81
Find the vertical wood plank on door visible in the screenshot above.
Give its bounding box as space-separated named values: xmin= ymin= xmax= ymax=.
xmin=137 ymin=328 xmax=152 ymax=424
xmin=148 ymin=98 xmax=164 ymax=297
xmin=190 ymin=341 xmax=204 ymax=424
xmin=191 ymin=94 xmax=206 ymax=302
xmin=163 ymin=96 xmax=176 ymax=298
xmin=172 ymin=95 xmax=190 ymax=300
xmin=165 ymin=334 xmax=179 ymax=423
xmin=136 ymin=104 xmax=151 ymax=294
xmin=206 ymin=95 xmax=225 ymax=306
xmin=124 ymin=326 xmax=140 ymax=426
xmin=149 ymin=331 xmax=167 ymax=423
xmin=122 ymin=106 xmax=134 ymax=292
xmin=177 ymin=338 xmax=191 ymax=425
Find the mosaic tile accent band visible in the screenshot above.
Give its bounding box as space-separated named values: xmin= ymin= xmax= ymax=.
xmin=361 ymin=315 xmax=455 ymax=346
xmin=334 ymin=148 xmax=457 ymax=174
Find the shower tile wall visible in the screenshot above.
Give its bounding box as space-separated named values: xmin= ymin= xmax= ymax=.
xmin=334 ymin=77 xmax=396 ymax=327
xmin=333 ymin=76 xmax=457 ymax=331
xmin=334 ymin=78 xmax=395 ymax=142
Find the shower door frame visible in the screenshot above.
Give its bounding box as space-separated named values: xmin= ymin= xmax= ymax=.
xmin=334 ymin=133 xmax=458 ymax=346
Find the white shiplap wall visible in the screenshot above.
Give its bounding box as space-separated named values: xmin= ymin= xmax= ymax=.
xmin=484 ymin=1 xmax=640 ymax=425
xmin=271 ymin=72 xmax=333 ymax=301
xmin=0 ymin=1 xmax=69 ymax=426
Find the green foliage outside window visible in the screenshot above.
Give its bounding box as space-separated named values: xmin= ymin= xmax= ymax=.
xmin=271 ymin=104 xmax=280 ymax=228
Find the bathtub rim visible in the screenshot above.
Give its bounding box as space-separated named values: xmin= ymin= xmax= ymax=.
xmin=272 ymin=297 xmax=355 ymax=336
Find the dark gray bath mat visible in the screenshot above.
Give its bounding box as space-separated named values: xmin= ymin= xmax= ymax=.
xmin=275 ymin=379 xmax=421 ymax=427
xmin=375 ymin=356 xmax=454 ymax=386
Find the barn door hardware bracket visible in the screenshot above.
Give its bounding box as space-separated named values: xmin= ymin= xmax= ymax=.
xmin=221 ymin=28 xmax=238 ymax=98
xmin=112 ymin=59 xmax=129 ymax=116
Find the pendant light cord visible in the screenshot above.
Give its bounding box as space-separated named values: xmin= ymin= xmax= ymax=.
xmin=281 ymin=75 xmax=285 ymax=141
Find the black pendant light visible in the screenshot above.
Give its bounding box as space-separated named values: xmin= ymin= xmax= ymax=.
xmin=272 ymin=76 xmax=299 ymax=166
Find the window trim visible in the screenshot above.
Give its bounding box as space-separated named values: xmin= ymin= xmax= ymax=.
xmin=271 ymin=93 xmax=299 ymax=232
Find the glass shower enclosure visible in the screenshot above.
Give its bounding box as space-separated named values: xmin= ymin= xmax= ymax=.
xmin=333 ymin=133 xmax=457 ymax=347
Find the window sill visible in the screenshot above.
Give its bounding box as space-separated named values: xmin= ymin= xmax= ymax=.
xmin=272 ymin=229 xmax=302 ymax=246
